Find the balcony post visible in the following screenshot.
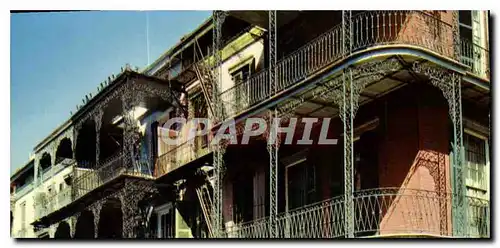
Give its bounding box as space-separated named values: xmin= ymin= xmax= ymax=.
xmin=342 ymin=10 xmax=352 ymax=56
xmin=412 ymin=63 xmax=466 ymax=237
xmin=94 ymin=108 xmax=103 ymax=167
xmin=120 ymin=179 xmax=157 ymax=238
xmin=70 ymin=212 xmax=80 ymax=238
xmin=212 ymin=142 xmax=227 ymax=238
xmin=212 ymin=10 xmax=227 ymax=124
xmin=34 ymin=157 xmax=39 ymax=187
xmin=121 ymin=84 xmax=135 ymax=171
xmin=342 ymin=68 xmax=355 ymax=238
xmin=268 ymin=10 xmax=279 ymax=239
xmin=90 ymin=202 xmax=103 ymax=238
xmin=451 ymin=73 xmax=467 ymax=237
xmin=452 ymin=11 xmax=461 ymax=61
xmin=211 ymin=10 xmax=227 ymax=238
xmin=72 ymin=124 xmax=80 ymax=162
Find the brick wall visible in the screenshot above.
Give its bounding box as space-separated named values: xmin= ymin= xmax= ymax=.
xmin=377 ymin=84 xmax=452 ymax=236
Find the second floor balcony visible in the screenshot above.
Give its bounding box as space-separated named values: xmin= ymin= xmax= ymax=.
xmin=72 ymin=151 xmax=155 ymax=201
xmin=155 ymin=134 xmax=210 ymax=178
xmin=216 ymin=10 xmax=489 ymax=121
xmin=34 ymin=186 xmax=72 ymax=221
xmin=224 ymin=188 xmax=490 ymax=239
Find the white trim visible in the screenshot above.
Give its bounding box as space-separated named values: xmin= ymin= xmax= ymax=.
xmin=465 ymin=128 xmax=487 ymax=141
xmin=155 ymin=202 xmax=173 ymax=214
xmin=340 ymin=118 xmax=379 ymax=139
xmin=155 ymin=202 xmax=174 ymax=238
xmin=463 ymin=128 xmax=489 ymax=200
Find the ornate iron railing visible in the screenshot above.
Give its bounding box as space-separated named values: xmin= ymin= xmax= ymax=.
xmin=460 ymin=39 xmax=490 ymax=80
xmin=218 ymin=11 xmax=471 ymax=120
xmin=277 ymin=195 xmax=346 ymax=238
xmin=155 ymin=135 xmax=210 ymax=177
xmin=352 ymin=188 xmax=451 ymax=237
xmin=72 ymin=152 xmax=154 ymax=201
xmin=34 ymin=186 xmax=73 ymax=220
xmin=225 ymin=216 xmax=271 ymax=238
xmin=222 ymin=188 xmax=489 ymax=238
xmin=465 ymin=196 xmax=490 ymax=238
xmin=72 ymin=152 xmax=125 ymax=201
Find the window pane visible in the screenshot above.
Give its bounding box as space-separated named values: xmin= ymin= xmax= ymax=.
xmin=459 ymin=10 xmax=472 ymax=26
xmin=464 ymin=133 xmax=487 ymax=191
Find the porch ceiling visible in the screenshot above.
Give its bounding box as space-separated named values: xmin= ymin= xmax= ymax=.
xmin=227 ymin=11 xmax=301 ymax=30
xmin=461 ymin=81 xmax=490 ymax=109
xmin=275 ymin=55 xmax=488 ymax=120
xmin=279 ymin=56 xmax=412 ymax=119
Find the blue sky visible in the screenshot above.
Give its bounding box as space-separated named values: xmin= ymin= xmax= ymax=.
xmin=10 ymin=11 xmax=211 ymax=173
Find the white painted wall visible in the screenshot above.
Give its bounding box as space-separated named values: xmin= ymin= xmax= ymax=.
xmin=12 ymin=161 xmax=74 ymax=238
xmin=160 ymin=37 xmax=265 ymax=153
xmin=12 ymin=185 xmax=35 ymax=238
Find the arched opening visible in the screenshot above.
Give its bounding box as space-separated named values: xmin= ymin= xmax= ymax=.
xmin=39 ymin=152 xmax=52 ymax=176
xmin=98 ymin=198 xmax=123 ymax=238
xmin=55 ymin=138 xmax=73 ymax=164
xmin=344 ymin=59 xmax=455 ymax=237
xmin=74 ymin=210 xmax=95 ymax=239
xmin=97 ymin=98 xmax=125 ymax=172
xmin=54 ymin=221 xmax=71 ymax=239
xmin=75 ymin=120 xmax=96 ymax=169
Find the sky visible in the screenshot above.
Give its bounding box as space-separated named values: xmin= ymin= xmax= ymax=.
xmin=10 ymin=10 xmax=212 ymax=173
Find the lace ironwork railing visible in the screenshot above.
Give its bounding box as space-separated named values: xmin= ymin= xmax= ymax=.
xmin=72 ymin=152 xmax=152 ymax=201
xmin=221 ymin=188 xmax=489 ymax=238
xmin=36 ymin=186 xmax=73 ymax=220
xmin=277 ymin=195 xmax=346 ymax=238
xmin=460 ymin=39 xmax=490 ymax=80
xmin=218 ymin=11 xmax=460 ymax=120
xmin=351 ymin=188 xmax=451 ymax=237
xmin=156 ymin=135 xmax=211 ymax=177
xmin=465 ymin=196 xmax=490 ymax=238
xmin=225 ymin=216 xmax=271 ymax=238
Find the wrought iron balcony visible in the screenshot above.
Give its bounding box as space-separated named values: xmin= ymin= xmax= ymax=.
xmin=72 ymin=152 xmax=154 ymax=201
xmin=217 ymin=11 xmax=488 ymax=121
xmin=460 ymin=39 xmax=490 ymax=80
xmin=224 ymin=188 xmax=490 ymax=238
xmin=155 ymin=135 xmax=210 ymax=177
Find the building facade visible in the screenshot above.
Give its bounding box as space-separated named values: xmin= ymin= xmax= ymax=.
xmin=11 ymin=10 xmax=490 ymax=239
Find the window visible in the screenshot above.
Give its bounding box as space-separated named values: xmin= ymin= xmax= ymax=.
xmin=463 ymin=130 xmax=489 ymax=237
xmin=459 ymin=11 xmax=487 ymax=76
xmin=155 ymin=204 xmax=175 ymax=238
xmin=192 ymin=94 xmax=208 ymax=148
xmin=464 ymin=131 xmax=488 ymax=198
xmin=286 ymin=158 xmax=316 ymax=211
xmin=47 ymin=185 xmax=54 ymax=195
xmin=232 ymin=172 xmax=254 ymax=223
xmin=20 ymin=201 xmax=26 ymax=231
xmin=229 ymin=60 xmax=253 ymax=112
